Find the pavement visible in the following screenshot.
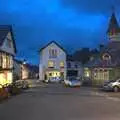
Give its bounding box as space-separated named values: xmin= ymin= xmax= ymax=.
xmin=0 ymin=83 xmax=120 ymax=120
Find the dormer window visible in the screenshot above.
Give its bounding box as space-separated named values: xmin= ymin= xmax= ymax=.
xmin=102 ymin=53 xmax=111 ymax=60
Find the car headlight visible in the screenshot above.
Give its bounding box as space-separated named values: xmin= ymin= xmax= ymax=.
xmin=69 ymin=82 xmax=72 ymax=86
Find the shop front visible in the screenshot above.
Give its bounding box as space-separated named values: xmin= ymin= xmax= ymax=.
xmin=0 ymin=70 xmax=12 ymax=85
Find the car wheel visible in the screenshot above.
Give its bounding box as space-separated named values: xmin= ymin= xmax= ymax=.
xmin=114 ymin=86 xmax=119 ymax=92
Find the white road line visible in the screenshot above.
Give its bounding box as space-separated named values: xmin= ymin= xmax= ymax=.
xmin=91 ymin=91 xmax=120 ymax=102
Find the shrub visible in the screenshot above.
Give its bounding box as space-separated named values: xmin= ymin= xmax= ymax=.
xmin=0 ymin=88 xmax=9 ymax=101
xmin=8 ymin=84 xmax=21 ymax=96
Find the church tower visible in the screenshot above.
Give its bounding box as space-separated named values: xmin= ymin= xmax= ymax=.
xmin=107 ymin=12 xmax=120 ymax=42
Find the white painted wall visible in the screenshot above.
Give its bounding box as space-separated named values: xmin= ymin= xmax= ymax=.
xmin=39 ymin=42 xmax=67 ymax=81
xmin=0 ymin=32 xmax=15 ymax=55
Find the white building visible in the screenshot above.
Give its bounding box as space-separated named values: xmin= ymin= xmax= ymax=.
xmin=39 ymin=41 xmax=67 ymax=82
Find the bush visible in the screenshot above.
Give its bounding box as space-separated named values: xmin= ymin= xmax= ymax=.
xmin=0 ymin=88 xmax=9 ymax=101
xmin=8 ymin=84 xmax=21 ymax=95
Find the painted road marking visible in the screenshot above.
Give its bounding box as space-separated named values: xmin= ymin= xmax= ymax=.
xmin=91 ymin=92 xmax=120 ymax=102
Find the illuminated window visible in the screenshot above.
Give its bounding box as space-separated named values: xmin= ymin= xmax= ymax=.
xmin=94 ymin=69 xmax=109 ymax=81
xmin=9 ymin=56 xmax=13 ymax=68
xmin=1 ymin=53 xmax=13 ymax=69
xmin=102 ymin=53 xmax=111 ymax=60
xmin=2 ymin=53 xmax=6 ymax=68
xmin=6 ymin=55 xmax=9 ymax=68
xmin=60 ymin=61 xmax=64 ymax=68
xmin=85 ymin=71 xmax=90 ymax=77
xmin=0 ymin=53 xmax=2 ymax=67
xmin=48 ymin=61 xmax=54 ymax=68
xmin=84 ymin=68 xmax=90 ymax=77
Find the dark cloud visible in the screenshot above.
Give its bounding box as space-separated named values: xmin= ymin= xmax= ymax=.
xmin=61 ymin=0 xmax=120 ymax=15
xmin=0 ymin=0 xmax=120 ymax=64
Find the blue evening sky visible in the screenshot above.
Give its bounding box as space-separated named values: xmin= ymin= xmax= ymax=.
xmin=0 ymin=0 xmax=120 ymax=64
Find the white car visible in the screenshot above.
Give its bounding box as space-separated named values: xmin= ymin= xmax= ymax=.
xmin=64 ymin=78 xmax=82 ymax=87
xmin=50 ymin=77 xmax=61 ymax=83
xmin=103 ymin=79 xmax=120 ymax=92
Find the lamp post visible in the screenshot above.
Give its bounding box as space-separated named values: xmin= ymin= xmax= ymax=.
xmin=21 ymin=59 xmax=27 ymax=80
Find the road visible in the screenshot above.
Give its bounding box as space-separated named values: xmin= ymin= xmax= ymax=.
xmin=0 ymin=83 xmax=120 ymax=120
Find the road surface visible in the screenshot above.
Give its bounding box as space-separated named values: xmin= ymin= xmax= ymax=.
xmin=0 ymin=83 xmax=120 ymax=120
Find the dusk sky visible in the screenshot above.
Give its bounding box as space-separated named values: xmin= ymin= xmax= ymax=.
xmin=0 ymin=0 xmax=120 ymax=64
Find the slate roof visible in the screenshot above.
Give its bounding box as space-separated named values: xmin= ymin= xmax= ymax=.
xmin=85 ymin=48 xmax=120 ymax=68
xmin=107 ymin=13 xmax=120 ymax=34
xmin=106 ymin=41 xmax=120 ymax=50
xmin=25 ymin=64 xmax=39 ymax=73
xmin=14 ymin=59 xmax=23 ymax=64
xmin=0 ymin=25 xmax=17 ymax=53
xmin=39 ymin=41 xmax=67 ymax=53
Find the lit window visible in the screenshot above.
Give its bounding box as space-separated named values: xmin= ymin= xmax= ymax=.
xmin=94 ymin=69 xmax=109 ymax=81
xmin=85 ymin=71 xmax=90 ymax=77
xmin=84 ymin=68 xmax=90 ymax=77
xmin=102 ymin=53 xmax=111 ymax=60
xmin=9 ymin=56 xmax=13 ymax=68
xmin=48 ymin=61 xmax=54 ymax=68
xmin=2 ymin=53 xmax=6 ymax=68
xmin=0 ymin=53 xmax=2 ymax=67
xmin=60 ymin=61 xmax=64 ymax=68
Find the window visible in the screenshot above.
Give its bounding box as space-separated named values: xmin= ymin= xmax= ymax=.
xmin=94 ymin=69 xmax=109 ymax=81
xmin=102 ymin=53 xmax=111 ymax=60
xmin=49 ymin=49 xmax=57 ymax=58
xmin=84 ymin=68 xmax=90 ymax=77
xmin=85 ymin=71 xmax=90 ymax=77
xmin=2 ymin=54 xmax=6 ymax=68
xmin=49 ymin=73 xmax=52 ymax=76
xmin=67 ymin=62 xmax=71 ymax=68
xmin=60 ymin=61 xmax=64 ymax=68
xmin=6 ymin=38 xmax=12 ymax=48
xmin=1 ymin=53 xmax=13 ymax=69
xmin=0 ymin=53 xmax=2 ymax=67
xmin=6 ymin=55 xmax=9 ymax=68
xmin=48 ymin=61 xmax=54 ymax=68
xmin=75 ymin=64 xmax=78 ymax=68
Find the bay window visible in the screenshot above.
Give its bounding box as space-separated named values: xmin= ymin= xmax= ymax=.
xmin=0 ymin=52 xmax=13 ymax=69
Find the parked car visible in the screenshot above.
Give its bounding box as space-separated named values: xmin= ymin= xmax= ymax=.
xmin=49 ymin=77 xmax=61 ymax=83
xmin=103 ymin=79 xmax=120 ymax=92
xmin=7 ymin=83 xmax=21 ymax=95
xmin=15 ymin=80 xmax=29 ymax=89
xmin=64 ymin=77 xmax=82 ymax=87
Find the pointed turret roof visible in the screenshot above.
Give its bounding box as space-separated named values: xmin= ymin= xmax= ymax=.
xmin=107 ymin=12 xmax=120 ymax=34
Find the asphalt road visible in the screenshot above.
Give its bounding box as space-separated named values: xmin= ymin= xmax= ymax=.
xmin=0 ymin=83 xmax=120 ymax=120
